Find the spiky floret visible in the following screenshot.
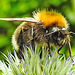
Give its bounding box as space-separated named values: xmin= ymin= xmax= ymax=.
xmin=33 ymin=10 xmax=68 ymax=29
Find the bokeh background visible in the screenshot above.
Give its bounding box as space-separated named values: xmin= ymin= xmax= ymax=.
xmin=0 ymin=0 xmax=75 ymax=60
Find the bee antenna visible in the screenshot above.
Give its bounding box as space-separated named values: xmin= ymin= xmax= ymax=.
xmin=69 ymin=32 xmax=75 ymax=35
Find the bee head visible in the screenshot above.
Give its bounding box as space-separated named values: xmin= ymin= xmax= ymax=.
xmin=52 ymin=30 xmax=68 ymax=46
xmin=44 ymin=27 xmax=69 ymax=46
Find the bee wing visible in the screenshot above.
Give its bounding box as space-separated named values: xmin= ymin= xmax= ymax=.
xmin=0 ymin=17 xmax=43 ymax=24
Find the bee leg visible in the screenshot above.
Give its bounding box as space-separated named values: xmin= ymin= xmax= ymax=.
xmin=67 ymin=40 xmax=74 ymax=62
xmin=67 ymin=41 xmax=72 ymax=57
xmin=39 ymin=46 xmax=42 ymax=58
xmin=40 ymin=43 xmax=46 ymax=58
xmin=47 ymin=42 xmax=52 ymax=57
xmin=57 ymin=45 xmax=64 ymax=55
xmin=31 ymin=39 xmax=35 ymax=51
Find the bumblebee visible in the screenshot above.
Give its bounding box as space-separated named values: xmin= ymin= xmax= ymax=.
xmin=0 ymin=10 xmax=75 ymax=57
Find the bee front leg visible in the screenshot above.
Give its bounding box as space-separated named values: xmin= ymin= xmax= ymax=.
xmin=67 ymin=41 xmax=72 ymax=57
xmin=57 ymin=45 xmax=64 ymax=55
xmin=67 ymin=41 xmax=74 ymax=62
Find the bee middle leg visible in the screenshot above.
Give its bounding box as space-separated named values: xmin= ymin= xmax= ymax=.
xmin=57 ymin=45 xmax=64 ymax=55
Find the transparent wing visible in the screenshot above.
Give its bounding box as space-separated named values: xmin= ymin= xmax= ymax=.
xmin=0 ymin=17 xmax=43 ymax=24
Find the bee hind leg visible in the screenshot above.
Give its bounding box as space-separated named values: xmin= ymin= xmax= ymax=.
xmin=31 ymin=39 xmax=35 ymax=51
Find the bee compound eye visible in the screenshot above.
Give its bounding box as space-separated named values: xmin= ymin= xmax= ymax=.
xmin=54 ymin=31 xmax=59 ymax=35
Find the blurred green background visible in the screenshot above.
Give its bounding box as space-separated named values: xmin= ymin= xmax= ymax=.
xmin=0 ymin=0 xmax=75 ymax=60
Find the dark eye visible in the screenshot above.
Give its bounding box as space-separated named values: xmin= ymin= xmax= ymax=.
xmin=53 ymin=32 xmax=59 ymax=36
